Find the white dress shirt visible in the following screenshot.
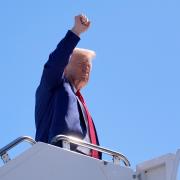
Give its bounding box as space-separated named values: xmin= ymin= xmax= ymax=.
xmin=73 ymin=86 xmax=91 ymax=155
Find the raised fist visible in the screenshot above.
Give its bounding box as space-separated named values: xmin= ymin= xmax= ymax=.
xmin=71 ymin=14 xmax=91 ymax=36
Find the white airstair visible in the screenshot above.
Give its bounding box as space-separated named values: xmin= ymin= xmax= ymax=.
xmin=0 ymin=135 xmax=179 ymax=180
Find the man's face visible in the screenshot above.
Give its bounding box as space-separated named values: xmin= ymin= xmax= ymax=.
xmin=67 ymin=58 xmax=92 ymax=90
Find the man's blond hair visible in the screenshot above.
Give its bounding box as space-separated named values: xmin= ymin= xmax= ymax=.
xmin=70 ymin=48 xmax=96 ymax=63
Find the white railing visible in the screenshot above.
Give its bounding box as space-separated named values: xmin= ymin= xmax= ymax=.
xmin=0 ymin=136 xmax=36 ymax=164
xmin=51 ymin=134 xmax=130 ymax=166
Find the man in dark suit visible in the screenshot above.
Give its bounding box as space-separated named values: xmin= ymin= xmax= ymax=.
xmin=35 ymin=14 xmax=101 ymax=159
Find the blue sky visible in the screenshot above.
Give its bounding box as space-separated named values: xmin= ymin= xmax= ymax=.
xmin=0 ymin=0 xmax=180 ymax=169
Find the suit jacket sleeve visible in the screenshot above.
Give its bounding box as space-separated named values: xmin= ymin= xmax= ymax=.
xmin=40 ymin=30 xmax=80 ymax=90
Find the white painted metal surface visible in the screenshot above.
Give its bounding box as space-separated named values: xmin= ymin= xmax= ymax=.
xmin=136 ymin=149 xmax=180 ymax=180
xmin=0 ymin=142 xmax=134 ymax=180
xmin=0 ymin=138 xmax=179 ymax=180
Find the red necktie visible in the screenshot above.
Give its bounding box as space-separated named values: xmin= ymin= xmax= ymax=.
xmin=76 ymin=90 xmax=99 ymax=159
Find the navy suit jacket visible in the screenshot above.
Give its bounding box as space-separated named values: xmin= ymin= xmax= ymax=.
xmin=35 ymin=31 xmax=100 ymax=152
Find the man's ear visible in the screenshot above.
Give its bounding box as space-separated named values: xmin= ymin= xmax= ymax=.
xmin=64 ymin=63 xmax=72 ymax=78
xmin=64 ymin=66 xmax=68 ymax=77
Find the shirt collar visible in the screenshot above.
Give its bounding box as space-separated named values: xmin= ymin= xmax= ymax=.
xmin=72 ymin=85 xmax=77 ymax=93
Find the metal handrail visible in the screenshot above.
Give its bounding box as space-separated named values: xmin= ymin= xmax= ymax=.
xmin=0 ymin=136 xmax=36 ymax=156
xmin=51 ymin=135 xmax=130 ymax=167
xmin=0 ymin=136 xmax=36 ymax=164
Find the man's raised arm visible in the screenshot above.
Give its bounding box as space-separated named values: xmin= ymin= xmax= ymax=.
xmin=40 ymin=14 xmax=91 ymax=90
